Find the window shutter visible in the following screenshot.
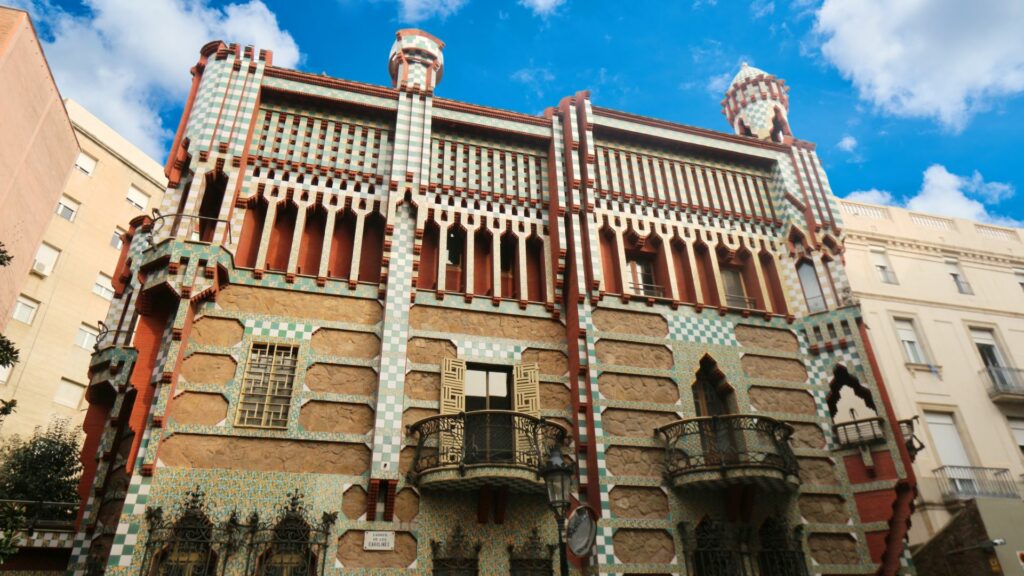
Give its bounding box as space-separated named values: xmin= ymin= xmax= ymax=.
xmin=440 ymin=357 xmax=466 ymax=415
xmin=513 ymin=362 xmax=540 ymax=417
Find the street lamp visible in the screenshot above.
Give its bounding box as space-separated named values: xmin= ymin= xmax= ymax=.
xmin=541 ymin=443 xmax=574 ymax=576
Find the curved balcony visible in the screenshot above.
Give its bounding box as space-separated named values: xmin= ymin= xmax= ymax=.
xmin=656 ymin=415 xmax=800 ymax=491
xmin=406 ymin=410 xmax=567 ymax=493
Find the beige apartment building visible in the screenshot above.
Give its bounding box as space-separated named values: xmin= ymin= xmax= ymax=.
xmin=0 ymin=7 xmax=78 ymax=328
xmin=0 ymin=99 xmax=163 ymax=439
xmin=840 ymin=199 xmax=1024 ymax=571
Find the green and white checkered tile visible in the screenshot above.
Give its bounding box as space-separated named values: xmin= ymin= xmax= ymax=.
xmin=244 ymin=318 xmax=315 ymax=340
xmin=668 ymin=313 xmax=738 ymax=346
xmin=108 ymin=473 xmax=152 ymax=568
xmin=22 ymin=529 xmax=75 ymax=548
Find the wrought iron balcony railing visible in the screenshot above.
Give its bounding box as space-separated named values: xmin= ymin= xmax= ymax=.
xmin=933 ymin=466 xmax=1020 ymax=502
xmin=982 ymin=366 xmax=1024 ymax=403
xmin=656 ymin=415 xmax=799 ymax=488
xmin=406 ymin=410 xmax=567 ymax=491
xmin=149 ymin=210 xmax=234 ymax=246
xmin=630 ymin=281 xmax=665 ymax=298
xmin=0 ymin=500 xmax=78 ymax=532
xmin=725 ymin=293 xmax=757 ymax=310
xmin=897 ymin=417 xmax=925 ymax=462
xmin=833 ymin=417 xmax=886 ymax=447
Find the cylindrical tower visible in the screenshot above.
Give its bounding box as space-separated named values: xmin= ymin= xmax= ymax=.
xmin=722 ymin=62 xmax=792 ymax=142
xmin=388 ymin=28 xmax=445 ymax=92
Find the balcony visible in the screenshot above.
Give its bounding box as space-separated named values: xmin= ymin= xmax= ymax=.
xmin=934 ymin=466 xmax=1020 ymax=502
xmin=406 ymin=410 xmax=567 ymax=492
xmin=725 ymin=293 xmax=757 ymax=310
xmin=898 ymin=417 xmax=925 ymax=462
xmin=0 ymin=500 xmax=77 ymax=533
xmin=656 ymin=415 xmax=800 ymax=491
xmin=630 ymin=281 xmax=665 ymax=299
xmin=983 ymin=367 xmax=1024 ymax=404
xmin=833 ymin=417 xmax=885 ymax=447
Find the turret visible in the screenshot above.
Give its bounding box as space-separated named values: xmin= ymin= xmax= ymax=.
xmin=388 ymin=29 xmax=444 ymax=92
xmin=722 ymin=62 xmax=792 ymax=143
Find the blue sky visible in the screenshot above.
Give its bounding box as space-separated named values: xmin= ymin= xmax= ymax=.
xmin=16 ymin=0 xmax=1024 ymax=225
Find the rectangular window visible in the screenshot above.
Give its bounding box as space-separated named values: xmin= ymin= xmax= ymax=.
xmin=236 ymin=343 xmax=299 ymax=428
xmin=32 ymin=243 xmax=61 ymax=276
xmin=946 ymin=260 xmax=973 ymax=294
xmin=722 ymin=268 xmax=751 ymax=308
xmin=971 ymin=328 xmax=1019 ymax=391
xmin=55 ymin=195 xmax=80 ymax=222
xmin=1009 ymin=418 xmax=1024 ymax=458
xmin=75 ymin=152 xmax=97 ymax=175
xmin=13 ymin=296 xmax=39 ymax=325
xmin=110 ymin=227 xmax=126 ymax=250
xmin=925 ymin=412 xmax=972 ymax=471
xmin=126 ymin=185 xmax=149 ymax=210
xmin=75 ymin=324 xmax=99 ymax=350
xmin=53 ymin=378 xmax=85 ymax=408
xmin=92 ymin=273 xmax=115 ymax=300
xmin=871 ymin=247 xmax=898 ymax=284
xmin=894 ymin=318 xmax=926 ymax=364
xmin=627 ymin=253 xmax=661 ymax=297
xmin=0 ymin=363 xmax=12 ymax=384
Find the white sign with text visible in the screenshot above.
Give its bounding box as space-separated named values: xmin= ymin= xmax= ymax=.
xmin=363 ymin=531 xmax=395 ymax=551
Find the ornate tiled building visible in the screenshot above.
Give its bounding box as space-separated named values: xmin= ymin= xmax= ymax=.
xmin=67 ymin=30 xmax=918 ymax=576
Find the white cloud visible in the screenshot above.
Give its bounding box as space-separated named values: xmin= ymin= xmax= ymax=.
xmin=836 ymin=135 xmax=857 ymax=152
xmin=815 ymin=0 xmax=1024 ymax=131
xmin=511 ymin=66 xmax=555 ymax=98
xmin=27 ymin=0 xmax=299 ymax=160
xmin=844 ymin=189 xmax=894 ymax=205
xmin=844 ymin=165 xmax=1018 ymax=225
xmin=705 ymin=72 xmax=733 ymax=95
xmin=751 ymin=0 xmax=775 ymax=18
xmin=398 ymin=0 xmax=468 ymax=21
xmin=519 ymin=0 xmax=566 ymax=17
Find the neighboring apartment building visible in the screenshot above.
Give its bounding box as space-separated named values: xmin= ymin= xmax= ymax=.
xmin=840 ymin=200 xmax=1024 ymax=573
xmin=0 ymin=99 xmax=164 ymax=440
xmin=67 ymin=33 xmax=918 ymax=576
xmin=0 ymin=7 xmax=78 ymax=329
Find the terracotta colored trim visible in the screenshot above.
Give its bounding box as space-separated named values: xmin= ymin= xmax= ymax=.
xmin=591 ymin=106 xmax=790 ymax=152
xmin=264 ymin=67 xmax=399 ymax=100
xmin=433 ymin=99 xmax=550 ymax=127
xmin=395 ymin=28 xmax=445 ymax=49
xmin=166 ymin=43 xmax=219 ymax=178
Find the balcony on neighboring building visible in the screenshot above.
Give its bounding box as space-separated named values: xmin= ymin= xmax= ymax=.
xmin=983 ymin=367 xmax=1024 ymax=404
xmin=898 ymin=417 xmax=925 ymax=462
xmin=833 ymin=417 xmax=886 ymax=447
xmin=406 ymin=411 xmax=568 ymax=492
xmin=656 ymin=415 xmax=800 ymax=491
xmin=934 ymin=466 xmax=1020 ymax=503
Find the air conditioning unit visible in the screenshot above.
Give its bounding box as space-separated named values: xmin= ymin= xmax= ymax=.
xmin=31 ymin=261 xmax=49 ymax=276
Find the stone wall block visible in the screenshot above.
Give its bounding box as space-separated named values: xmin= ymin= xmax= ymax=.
xmin=593 ymin=309 xmax=668 ymax=337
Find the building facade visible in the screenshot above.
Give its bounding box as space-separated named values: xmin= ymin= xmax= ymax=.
xmin=0 ymin=100 xmax=164 ymax=440
xmin=839 ymin=200 xmax=1024 ymax=572
xmin=69 ymin=31 xmax=918 ymax=576
xmin=0 ymin=7 xmax=78 ymax=331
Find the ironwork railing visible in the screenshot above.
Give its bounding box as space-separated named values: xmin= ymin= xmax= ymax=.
xmin=630 ymin=281 xmax=665 ymax=298
xmin=680 ymin=518 xmax=809 ymax=576
xmin=725 ymin=293 xmax=757 ymax=309
xmin=982 ymin=366 xmax=1024 ymax=399
xmin=656 ymin=415 xmax=799 ymax=481
xmin=0 ymin=500 xmax=77 ymax=532
xmin=898 ymin=417 xmax=925 ymax=462
xmin=833 ymin=417 xmax=885 ymax=447
xmin=94 ymin=321 xmax=133 ymax=352
xmin=149 ymin=211 xmax=234 ymax=246
xmin=406 ymin=410 xmax=567 ymax=482
xmin=804 ymin=294 xmax=827 ymax=314
xmin=933 ymin=466 xmax=1020 ymax=501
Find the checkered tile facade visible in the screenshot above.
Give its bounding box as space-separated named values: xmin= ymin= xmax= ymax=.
xmin=68 ymin=37 xmax=918 ymax=576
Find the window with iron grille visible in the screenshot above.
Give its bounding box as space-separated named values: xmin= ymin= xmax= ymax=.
xmin=236 ymin=343 xmax=299 ymax=428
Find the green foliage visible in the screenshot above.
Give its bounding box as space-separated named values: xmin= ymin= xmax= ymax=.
xmin=0 ymin=418 xmax=82 ymax=504
xmin=0 ymin=502 xmax=24 ymax=563
xmin=0 ymin=241 xmax=17 ymax=373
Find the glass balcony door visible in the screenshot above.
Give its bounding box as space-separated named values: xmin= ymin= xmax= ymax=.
xmin=465 ymin=366 xmax=514 ymax=464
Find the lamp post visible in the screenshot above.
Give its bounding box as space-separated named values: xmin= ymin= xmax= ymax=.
xmin=540 ymin=443 xmax=574 ymax=576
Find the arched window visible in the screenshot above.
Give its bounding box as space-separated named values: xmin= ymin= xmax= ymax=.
xmin=146 ymin=505 xmax=217 ymax=576
xmin=257 ymin=515 xmax=315 ymax=576
xmin=432 ymin=526 xmax=480 ymax=576
xmin=757 ymin=517 xmax=808 ymax=576
xmin=692 ymin=518 xmax=739 ymax=576
xmin=796 ymin=260 xmax=826 ymax=313
xmin=827 ymin=365 xmax=883 ymax=446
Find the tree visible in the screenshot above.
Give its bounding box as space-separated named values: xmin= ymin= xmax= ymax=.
xmin=0 ymin=418 xmax=82 ymax=504
xmin=0 ymin=241 xmax=19 ymax=423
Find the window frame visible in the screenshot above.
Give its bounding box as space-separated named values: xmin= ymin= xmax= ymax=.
xmin=13 ymin=295 xmax=39 ymax=325
xmin=945 ymin=260 xmax=973 ymax=295
xmin=125 ymin=184 xmax=150 ymax=211
xmin=75 ymin=324 xmax=100 ymax=351
xmin=53 ymin=378 xmax=86 ymax=408
xmin=892 ymin=317 xmax=929 ymax=366
xmin=235 ymin=342 xmax=300 ymax=429
xmin=55 ymin=195 xmax=80 ymax=222
xmin=92 ymin=273 xmax=115 ymax=300
xmin=870 ymin=247 xmax=898 ymax=285
xmin=110 ymin=227 xmax=127 ymax=250
xmin=796 ymin=259 xmax=827 ymax=313
xmin=74 ymin=152 xmax=97 ymax=175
